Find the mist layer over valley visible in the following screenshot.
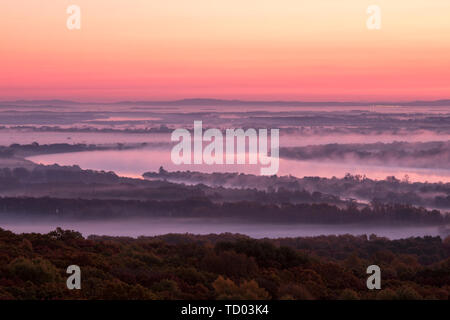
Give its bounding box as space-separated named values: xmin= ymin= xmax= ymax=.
xmin=1 ymin=100 xmax=450 ymax=239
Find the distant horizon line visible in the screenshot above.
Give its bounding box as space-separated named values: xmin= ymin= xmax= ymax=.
xmin=1 ymin=97 xmax=450 ymax=107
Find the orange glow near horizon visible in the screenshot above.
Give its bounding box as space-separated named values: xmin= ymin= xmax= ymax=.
xmin=0 ymin=0 xmax=449 ymax=101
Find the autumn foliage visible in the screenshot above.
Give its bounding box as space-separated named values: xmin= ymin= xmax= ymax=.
xmin=0 ymin=228 xmax=448 ymax=300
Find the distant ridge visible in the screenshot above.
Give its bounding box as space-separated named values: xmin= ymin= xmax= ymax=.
xmin=1 ymin=98 xmax=450 ymax=107
xmin=115 ymin=98 xmax=450 ymax=107
xmin=6 ymin=99 xmax=79 ymax=104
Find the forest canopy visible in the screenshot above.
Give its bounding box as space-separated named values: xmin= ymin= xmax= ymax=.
xmin=0 ymin=228 xmax=448 ymax=300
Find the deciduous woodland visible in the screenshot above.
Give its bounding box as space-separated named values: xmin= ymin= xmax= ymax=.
xmin=0 ymin=196 xmax=447 ymax=225
xmin=0 ymin=164 xmax=449 ymax=225
xmin=0 ymin=228 xmax=448 ymax=300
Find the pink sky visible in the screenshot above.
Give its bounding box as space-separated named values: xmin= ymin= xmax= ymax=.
xmin=1 ymin=0 xmax=449 ymax=101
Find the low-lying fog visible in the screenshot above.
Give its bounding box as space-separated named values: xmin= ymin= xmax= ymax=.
xmin=1 ymin=219 xmax=446 ymax=240
xmin=3 ymin=129 xmax=450 ymax=146
xmin=27 ymin=147 xmax=450 ymax=182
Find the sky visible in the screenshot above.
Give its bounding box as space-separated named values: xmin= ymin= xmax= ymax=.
xmin=0 ymin=0 xmax=449 ymax=102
